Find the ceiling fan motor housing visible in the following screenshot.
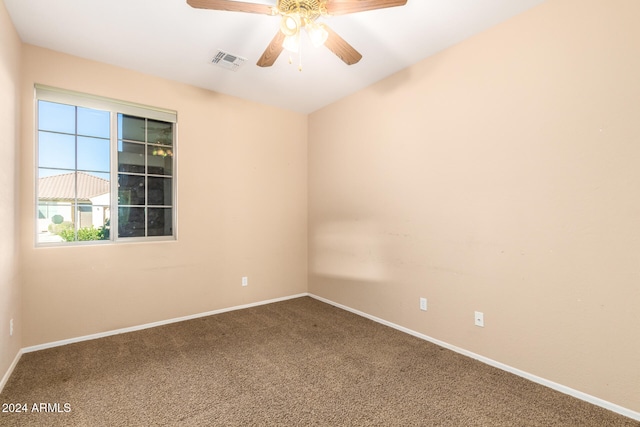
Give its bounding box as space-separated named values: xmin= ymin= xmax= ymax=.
xmin=278 ymin=0 xmax=327 ymax=19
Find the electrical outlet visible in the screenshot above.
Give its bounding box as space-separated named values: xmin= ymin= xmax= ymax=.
xmin=474 ymin=311 xmax=484 ymax=327
xmin=419 ymin=297 xmax=427 ymax=311
xmin=10 ymin=318 xmax=14 ymax=336
xmin=242 ymin=276 xmax=248 ymax=287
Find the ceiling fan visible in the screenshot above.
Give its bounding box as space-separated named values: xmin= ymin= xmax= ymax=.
xmin=187 ymin=0 xmax=408 ymax=67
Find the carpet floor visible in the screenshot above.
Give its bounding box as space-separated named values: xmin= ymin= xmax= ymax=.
xmin=1 ymin=297 xmax=637 ymax=426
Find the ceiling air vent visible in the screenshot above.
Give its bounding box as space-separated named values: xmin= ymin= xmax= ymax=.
xmin=211 ymin=50 xmax=246 ymax=71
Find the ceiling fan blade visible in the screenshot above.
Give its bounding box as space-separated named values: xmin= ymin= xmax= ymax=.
xmin=326 ymin=0 xmax=407 ymax=15
xmin=257 ymin=31 xmax=286 ymax=67
xmin=187 ymin=0 xmax=274 ymax=14
xmin=323 ymin=26 xmax=362 ymax=65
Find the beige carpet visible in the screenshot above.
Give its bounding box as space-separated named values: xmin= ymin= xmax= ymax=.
xmin=1 ymin=297 xmax=637 ymax=426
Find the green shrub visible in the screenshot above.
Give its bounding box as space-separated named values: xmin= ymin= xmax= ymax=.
xmin=78 ymin=227 xmax=104 ymax=241
xmin=48 ymin=221 xmax=73 ymax=235
xmin=58 ymin=228 xmax=76 ymax=242
xmin=59 ymin=226 xmax=109 ymax=242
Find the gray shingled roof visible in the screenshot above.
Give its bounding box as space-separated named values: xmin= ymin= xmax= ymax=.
xmin=39 ymin=172 xmax=110 ymax=201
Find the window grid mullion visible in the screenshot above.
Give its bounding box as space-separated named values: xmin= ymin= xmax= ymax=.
xmin=74 ymin=107 xmax=79 ymax=241
xmin=111 ymin=111 xmax=118 ymax=243
xmin=145 ymin=118 xmax=148 ymax=238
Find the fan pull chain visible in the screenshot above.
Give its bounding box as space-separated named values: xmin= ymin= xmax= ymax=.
xmin=287 ymin=44 xmax=302 ymax=71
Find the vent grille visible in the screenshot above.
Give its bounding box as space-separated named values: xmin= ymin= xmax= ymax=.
xmin=211 ymin=50 xmax=247 ymax=71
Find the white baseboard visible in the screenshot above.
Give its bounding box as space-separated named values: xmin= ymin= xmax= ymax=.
xmin=0 ymin=349 xmax=23 ymax=394
xmin=22 ymin=293 xmax=309 ymax=354
xmin=308 ymin=293 xmax=640 ymax=422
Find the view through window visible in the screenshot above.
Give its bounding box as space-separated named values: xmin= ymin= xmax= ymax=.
xmin=36 ymin=86 xmax=176 ymax=245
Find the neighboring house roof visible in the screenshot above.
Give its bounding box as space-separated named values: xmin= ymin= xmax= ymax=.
xmin=39 ymin=172 xmax=110 ymax=201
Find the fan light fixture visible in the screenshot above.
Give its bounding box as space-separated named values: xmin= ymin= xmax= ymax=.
xmin=280 ymin=14 xmax=301 ymax=37
xmin=276 ymin=0 xmax=329 ymax=66
xmin=283 ymin=33 xmax=300 ymax=52
xmin=279 ymin=14 xmax=328 ymax=50
xmin=306 ymin=22 xmax=328 ymax=47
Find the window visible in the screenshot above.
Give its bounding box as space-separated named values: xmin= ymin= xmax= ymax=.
xmin=36 ymin=85 xmax=177 ymax=245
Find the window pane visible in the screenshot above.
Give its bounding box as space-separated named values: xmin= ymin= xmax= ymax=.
xmin=85 ymin=204 xmax=110 ymax=237
xmin=37 ymin=201 xmax=74 ymax=244
xmin=78 ymin=136 xmax=110 ymax=172
xmin=37 ymin=201 xmax=72 ymax=227
xmin=118 ymin=174 xmax=145 ymax=206
xmin=74 ymin=204 xmax=108 ymax=242
xmin=86 ymin=171 xmax=110 ymax=181
xmin=118 ymin=141 xmax=145 ymax=173
xmin=38 ymin=167 xmax=74 ymax=180
xmin=147 ymin=120 xmax=172 ymax=146
xmin=38 ymin=101 xmax=75 ymax=134
xmin=147 ymin=177 xmax=172 ymax=206
xmin=77 ymin=107 xmax=110 ymax=138
xmin=120 ymin=114 xmax=145 ymax=142
xmin=147 ymin=146 xmax=173 ymax=176
xmin=39 ymin=169 xmax=76 ymax=213
xmin=81 ymin=172 xmax=111 ymax=205
xmin=39 ymin=132 xmax=75 ymax=169
xmin=148 ymin=208 xmax=172 ymax=236
xmin=118 ymin=207 xmax=145 ymax=237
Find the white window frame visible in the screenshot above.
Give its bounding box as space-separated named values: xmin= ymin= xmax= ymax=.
xmin=35 ymin=84 xmax=178 ymax=246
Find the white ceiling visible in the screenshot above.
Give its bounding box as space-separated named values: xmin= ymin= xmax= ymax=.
xmin=4 ymin=0 xmax=545 ymax=113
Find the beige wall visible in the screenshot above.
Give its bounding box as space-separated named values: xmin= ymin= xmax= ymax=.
xmin=309 ymin=0 xmax=640 ymax=413
xmin=19 ymin=46 xmax=308 ymax=347
xmin=0 ymin=0 xmax=22 ymax=386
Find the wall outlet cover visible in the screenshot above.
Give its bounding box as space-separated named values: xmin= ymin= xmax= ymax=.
xmin=474 ymin=311 xmax=484 ymax=327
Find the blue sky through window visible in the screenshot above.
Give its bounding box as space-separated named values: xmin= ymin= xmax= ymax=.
xmin=38 ymin=101 xmax=110 ymax=180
